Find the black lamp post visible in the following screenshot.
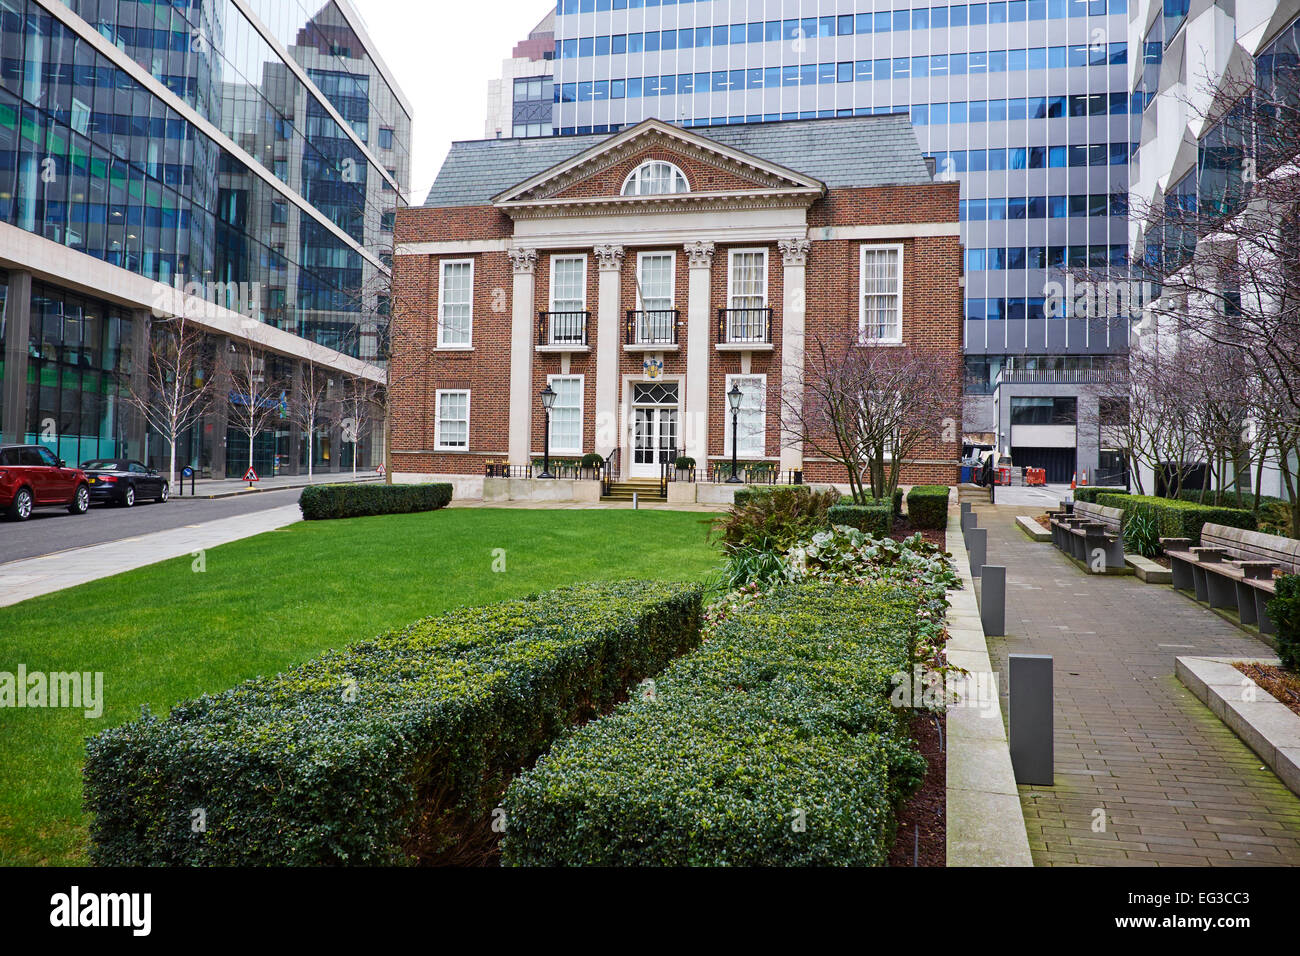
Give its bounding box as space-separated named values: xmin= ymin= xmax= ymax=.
xmin=539 ymin=384 xmax=557 ymax=478
xmin=727 ymin=382 xmax=744 ymax=484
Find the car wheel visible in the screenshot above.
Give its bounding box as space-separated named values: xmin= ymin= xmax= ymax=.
xmin=157 ymin=483 xmax=169 ymax=503
xmin=122 ymin=485 xmax=135 ymax=508
xmin=68 ymin=484 xmax=90 ymax=516
xmin=7 ymin=487 xmax=33 ymax=521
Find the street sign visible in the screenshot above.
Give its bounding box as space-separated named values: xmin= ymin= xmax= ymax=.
xmin=244 ymin=467 xmax=259 ymax=483
xmin=182 ymin=466 xmax=194 ymax=478
xmin=376 ymin=463 xmax=386 ymax=477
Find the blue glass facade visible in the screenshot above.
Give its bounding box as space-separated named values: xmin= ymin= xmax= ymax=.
xmin=548 ymin=0 xmax=1136 ymax=415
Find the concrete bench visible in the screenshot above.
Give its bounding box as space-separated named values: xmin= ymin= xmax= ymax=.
xmin=1160 ymin=523 xmax=1300 ymax=635
xmin=1049 ymin=501 xmax=1125 ymax=572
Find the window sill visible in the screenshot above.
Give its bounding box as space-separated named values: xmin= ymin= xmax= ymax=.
xmin=623 ymin=344 xmax=679 ymax=353
xmin=855 ymin=339 xmax=905 ymax=348
xmin=536 ymin=345 xmax=590 ymax=354
xmin=433 ymin=346 xmax=475 ymax=352
xmin=716 ymin=343 xmax=774 ymax=353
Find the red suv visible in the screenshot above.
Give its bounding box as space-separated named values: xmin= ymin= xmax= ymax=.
xmin=0 ymin=445 xmax=91 ymax=521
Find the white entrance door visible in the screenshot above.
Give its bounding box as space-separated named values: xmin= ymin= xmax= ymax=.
xmin=630 ymin=382 xmax=679 ymax=479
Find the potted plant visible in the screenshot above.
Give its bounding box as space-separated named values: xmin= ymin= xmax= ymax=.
xmin=674 ymin=455 xmax=696 ymax=482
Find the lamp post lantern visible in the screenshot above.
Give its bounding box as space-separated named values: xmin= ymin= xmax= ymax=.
xmin=539 ymin=384 xmax=557 ymax=479
xmin=727 ymin=382 xmax=743 ymax=484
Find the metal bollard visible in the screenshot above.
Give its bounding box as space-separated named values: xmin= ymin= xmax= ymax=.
xmin=967 ymin=527 xmax=987 ymax=577
xmin=961 ymin=511 xmax=977 ymax=546
xmin=980 ymin=565 xmax=1006 ymax=636
xmin=1009 ymin=654 xmax=1054 ymax=786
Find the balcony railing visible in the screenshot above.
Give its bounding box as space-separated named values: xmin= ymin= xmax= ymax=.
xmin=717 ymin=307 xmax=772 ymax=346
xmin=537 ymin=310 xmax=589 ymax=348
xmin=995 ymin=368 xmax=1126 ymax=386
xmin=625 ymin=309 xmax=679 ymax=346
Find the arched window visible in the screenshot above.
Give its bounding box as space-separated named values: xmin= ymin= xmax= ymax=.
xmin=622 ymin=161 xmax=690 ymax=196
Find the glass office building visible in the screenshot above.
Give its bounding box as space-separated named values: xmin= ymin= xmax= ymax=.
xmin=547 ymin=0 xmax=1136 ymax=480
xmin=0 ymin=0 xmax=409 ymax=476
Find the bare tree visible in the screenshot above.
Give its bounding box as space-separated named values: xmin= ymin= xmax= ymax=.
xmin=331 ymin=376 xmax=382 ymax=476
xmin=226 ymin=330 xmax=286 ymax=479
xmin=783 ymin=338 xmax=961 ymax=503
xmin=283 ymin=341 xmax=341 ymax=480
xmin=121 ymin=314 xmax=213 ymax=489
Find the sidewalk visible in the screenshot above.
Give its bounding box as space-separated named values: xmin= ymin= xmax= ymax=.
xmin=978 ymin=502 xmax=1300 ymax=866
xmin=0 ymin=505 xmax=302 ymax=608
xmin=172 ymin=470 xmax=382 ymax=500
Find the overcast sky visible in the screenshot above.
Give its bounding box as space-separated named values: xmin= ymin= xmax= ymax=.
xmin=354 ymin=0 xmax=552 ymax=206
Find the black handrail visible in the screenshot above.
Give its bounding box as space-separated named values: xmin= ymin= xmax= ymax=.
xmin=717 ymin=307 xmax=773 ymax=345
xmin=537 ymin=310 xmax=589 ymax=347
xmin=659 ymin=445 xmax=677 ymax=499
xmin=625 ymin=309 xmax=679 ymax=346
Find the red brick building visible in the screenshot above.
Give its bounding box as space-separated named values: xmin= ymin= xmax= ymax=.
xmin=391 ymin=115 xmax=962 ymax=498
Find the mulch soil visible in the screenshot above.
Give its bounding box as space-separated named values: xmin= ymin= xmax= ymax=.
xmin=888 ymin=712 xmax=946 ymax=867
xmin=1235 ymin=662 xmax=1300 ymax=719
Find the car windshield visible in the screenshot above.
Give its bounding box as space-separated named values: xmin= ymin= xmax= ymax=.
xmin=81 ymin=461 xmax=121 ymax=471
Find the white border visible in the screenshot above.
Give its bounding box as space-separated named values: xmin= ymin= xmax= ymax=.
xmin=724 ymin=373 xmax=768 ymax=458
xmin=858 ymin=242 xmax=905 ymax=345
xmin=434 ymin=389 xmax=471 ymax=452
xmin=437 ymin=259 xmax=475 ymax=349
xmin=546 ymin=373 xmax=585 ymax=455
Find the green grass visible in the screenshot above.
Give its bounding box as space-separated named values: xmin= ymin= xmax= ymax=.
xmin=0 ymin=507 xmax=719 ymax=866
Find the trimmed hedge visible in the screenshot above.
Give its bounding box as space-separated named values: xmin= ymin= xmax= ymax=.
xmin=906 ymin=485 xmax=950 ymax=529
xmin=1176 ymin=490 xmax=1285 ymax=508
xmin=1268 ymin=576 xmax=1300 ymax=671
xmin=1073 ymin=486 xmax=1128 ymax=504
xmin=1095 ymin=493 xmax=1256 ymax=546
xmin=828 ymin=501 xmax=894 ymax=536
xmin=299 ymin=482 xmax=451 ymax=520
xmin=501 ymin=581 xmax=928 ymax=866
xmin=84 ymin=581 xmax=703 ymax=866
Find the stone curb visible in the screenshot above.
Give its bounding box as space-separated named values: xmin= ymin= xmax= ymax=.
xmin=1125 ymin=554 xmax=1172 ymax=583
xmin=945 ymin=505 xmax=1035 ymax=867
xmin=1014 ymin=515 xmax=1050 ymax=542
xmin=1176 ymin=655 xmax=1300 ymax=799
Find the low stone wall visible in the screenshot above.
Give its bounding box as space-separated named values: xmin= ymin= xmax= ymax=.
xmin=483 ymin=477 xmax=602 ymax=504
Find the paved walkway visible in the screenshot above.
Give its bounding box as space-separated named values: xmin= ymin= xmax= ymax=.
xmin=0 ymin=505 xmax=302 ymax=607
xmin=176 ymin=471 xmax=382 ymax=499
xmin=978 ymin=502 xmax=1300 ymax=866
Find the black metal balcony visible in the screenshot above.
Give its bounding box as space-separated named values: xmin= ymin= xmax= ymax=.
xmin=717 ymin=307 xmax=773 ymax=346
xmin=625 ymin=309 xmax=679 ymax=346
xmin=537 ymin=310 xmax=589 ymax=348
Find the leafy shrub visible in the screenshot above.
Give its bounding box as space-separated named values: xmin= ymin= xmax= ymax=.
xmin=84 ymin=581 xmax=703 ymax=866
xmin=581 ymin=453 xmax=605 ymax=469
xmin=906 ymin=485 xmax=950 ymax=529
xmin=789 ymin=527 xmax=960 ymax=595
xmin=299 ymin=482 xmax=451 ymax=520
xmin=1073 ymin=487 xmax=1128 ymax=504
xmin=828 ymin=501 xmax=893 ymax=536
xmin=1268 ymin=576 xmax=1300 ymax=672
xmin=1175 ymin=489 xmax=1286 ymax=509
xmin=714 ymin=485 xmax=841 ymax=553
xmin=673 ymin=455 xmax=695 ymax=470
xmin=501 ymin=581 xmax=929 ymax=866
xmin=1121 ymin=508 xmax=1161 ymax=558
xmin=1258 ymin=501 xmax=1295 ymax=539
xmin=1096 ymin=493 xmax=1255 ymax=547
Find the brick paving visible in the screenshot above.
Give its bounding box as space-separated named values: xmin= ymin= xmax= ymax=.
xmin=979 ymin=503 xmax=1300 ymax=866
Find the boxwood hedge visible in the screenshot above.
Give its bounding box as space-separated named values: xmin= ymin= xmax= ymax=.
xmin=1268 ymin=576 xmax=1300 ymax=671
xmin=906 ymin=486 xmax=950 ymax=529
xmin=299 ymin=482 xmax=452 ymax=520
xmin=84 ymin=581 xmax=703 ymax=866
xmin=828 ymin=501 xmax=894 ymax=536
xmin=1095 ymin=493 xmax=1255 ymax=546
xmin=501 ymin=581 xmax=928 ymax=866
xmin=1072 ymin=487 xmax=1128 ymax=504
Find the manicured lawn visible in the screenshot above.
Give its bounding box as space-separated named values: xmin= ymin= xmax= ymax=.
xmin=0 ymin=507 xmax=719 ymax=866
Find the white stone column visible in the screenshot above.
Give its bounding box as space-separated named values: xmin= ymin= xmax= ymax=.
xmin=779 ymin=238 xmax=811 ymax=473
xmin=593 ymin=244 xmax=625 ymax=460
xmin=684 ymin=240 xmax=715 ymax=466
xmin=508 ymin=247 xmax=538 ymax=466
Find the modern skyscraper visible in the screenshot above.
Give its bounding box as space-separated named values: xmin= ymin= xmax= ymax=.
xmin=544 ymin=0 xmax=1137 ymax=482
xmin=0 ymin=0 xmax=410 ymax=477
xmin=485 ymin=11 xmax=557 ymax=139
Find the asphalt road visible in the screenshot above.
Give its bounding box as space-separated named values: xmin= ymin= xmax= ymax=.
xmin=0 ymin=488 xmax=305 ymax=565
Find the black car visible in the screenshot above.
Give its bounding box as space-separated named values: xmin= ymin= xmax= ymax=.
xmin=80 ymin=460 xmax=170 ymax=507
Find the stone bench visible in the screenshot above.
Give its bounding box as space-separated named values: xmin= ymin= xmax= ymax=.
xmin=1049 ymin=501 xmax=1125 ymax=572
xmin=1160 ymin=523 xmax=1300 ymax=635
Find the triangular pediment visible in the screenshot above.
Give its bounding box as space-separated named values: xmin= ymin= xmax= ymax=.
xmin=492 ymin=119 xmax=826 ymax=213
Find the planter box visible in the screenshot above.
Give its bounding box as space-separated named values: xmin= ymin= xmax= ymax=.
xmin=1176 ymin=656 xmax=1300 ymax=799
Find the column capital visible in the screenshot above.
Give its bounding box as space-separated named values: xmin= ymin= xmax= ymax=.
xmin=594 ymin=244 xmax=626 ymax=272
xmin=778 ymin=238 xmax=812 ymax=267
xmin=684 ymin=241 xmax=716 ymax=268
xmin=508 ymin=247 xmax=538 ymax=275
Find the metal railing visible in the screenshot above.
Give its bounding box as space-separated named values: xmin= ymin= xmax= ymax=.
xmin=717 ymin=307 xmax=772 ymax=345
xmin=601 ymin=448 xmax=620 ymax=497
xmin=625 ymin=309 xmax=679 ymax=346
xmin=537 ymin=310 xmax=589 ymax=347
xmin=995 ymin=368 xmax=1126 ymax=386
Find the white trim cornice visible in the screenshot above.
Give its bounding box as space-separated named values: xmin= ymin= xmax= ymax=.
xmin=810 ymin=223 xmax=962 ymax=240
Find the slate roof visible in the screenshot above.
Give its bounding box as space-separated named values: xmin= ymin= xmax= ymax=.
xmin=422 ymin=114 xmax=933 ymax=208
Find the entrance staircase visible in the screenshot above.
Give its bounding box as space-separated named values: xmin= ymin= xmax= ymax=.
xmin=601 ymin=479 xmax=666 ymax=503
